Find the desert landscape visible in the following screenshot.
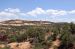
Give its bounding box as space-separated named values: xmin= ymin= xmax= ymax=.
xmin=0 ymin=19 xmax=75 ymax=49
xmin=0 ymin=0 xmax=75 ymax=49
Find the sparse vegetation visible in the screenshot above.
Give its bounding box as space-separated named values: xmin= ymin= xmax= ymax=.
xmin=0 ymin=20 xmax=75 ymax=49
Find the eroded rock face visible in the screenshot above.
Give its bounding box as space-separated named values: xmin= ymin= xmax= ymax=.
xmin=0 ymin=41 xmax=32 ymax=49
xmin=18 ymin=42 xmax=32 ymax=49
xmin=8 ymin=42 xmax=32 ymax=49
xmin=0 ymin=44 xmax=5 ymax=48
xmin=0 ymin=39 xmax=62 ymax=49
xmin=7 ymin=42 xmax=19 ymax=49
xmin=49 ymin=39 xmax=61 ymax=49
xmin=52 ymin=39 xmax=61 ymax=47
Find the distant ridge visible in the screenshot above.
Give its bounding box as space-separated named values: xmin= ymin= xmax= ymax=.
xmin=0 ymin=19 xmax=52 ymax=26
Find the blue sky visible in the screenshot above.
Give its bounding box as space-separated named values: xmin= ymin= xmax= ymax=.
xmin=0 ymin=0 xmax=75 ymax=22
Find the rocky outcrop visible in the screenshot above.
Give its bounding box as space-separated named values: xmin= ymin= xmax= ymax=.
xmin=49 ymin=39 xmax=61 ymax=49
xmin=0 ymin=44 xmax=5 ymax=48
xmin=0 ymin=41 xmax=32 ymax=49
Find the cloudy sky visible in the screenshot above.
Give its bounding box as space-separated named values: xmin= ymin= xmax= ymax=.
xmin=0 ymin=0 xmax=75 ymax=22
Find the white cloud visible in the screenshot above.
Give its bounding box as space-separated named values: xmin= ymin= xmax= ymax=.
xmin=0 ymin=8 xmax=26 ymax=21
xmin=1 ymin=7 xmax=75 ymax=17
xmin=19 ymin=13 xmax=26 ymax=16
xmin=0 ymin=11 xmax=17 ymax=16
xmin=0 ymin=8 xmax=26 ymax=17
xmin=0 ymin=7 xmax=75 ymax=22
xmin=4 ymin=8 xmax=20 ymax=13
xmin=26 ymin=7 xmax=45 ymax=16
xmin=46 ymin=9 xmax=67 ymax=16
xmin=69 ymin=10 xmax=75 ymax=14
xmin=26 ymin=8 xmax=68 ymax=16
